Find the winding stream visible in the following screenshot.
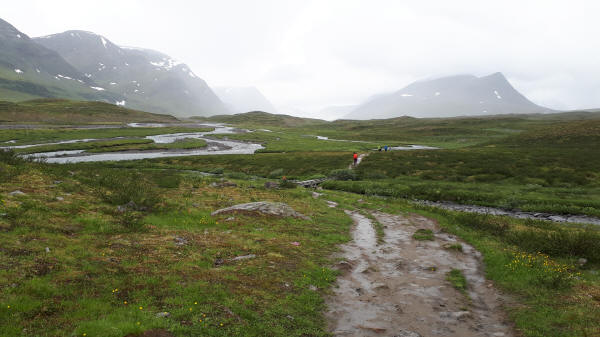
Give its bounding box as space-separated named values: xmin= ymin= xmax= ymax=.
xmin=3 ymin=123 xmax=263 ymax=164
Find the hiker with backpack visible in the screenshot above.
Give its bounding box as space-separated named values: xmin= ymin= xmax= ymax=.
xmin=353 ymin=152 xmax=358 ymax=166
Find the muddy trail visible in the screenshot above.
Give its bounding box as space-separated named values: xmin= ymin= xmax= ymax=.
xmin=325 ymin=210 xmax=513 ymax=337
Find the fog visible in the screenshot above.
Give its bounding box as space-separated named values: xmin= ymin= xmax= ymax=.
xmin=4 ymin=0 xmax=600 ymax=118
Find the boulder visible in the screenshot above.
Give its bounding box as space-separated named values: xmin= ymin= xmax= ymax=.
xmin=231 ymin=254 xmax=256 ymax=261
xmin=211 ymin=201 xmax=309 ymax=220
xmin=8 ymin=190 xmax=25 ymax=196
xmin=264 ymin=181 xmax=280 ymax=189
xmin=210 ymin=181 xmax=237 ymax=188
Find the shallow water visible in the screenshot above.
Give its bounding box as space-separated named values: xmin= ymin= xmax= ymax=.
xmin=13 ymin=123 xmax=263 ymax=163
xmin=418 ymin=200 xmax=600 ymax=226
xmin=390 ymin=144 xmax=438 ymax=150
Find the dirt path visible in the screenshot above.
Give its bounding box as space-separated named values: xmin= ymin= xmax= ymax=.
xmin=325 ymin=210 xmax=513 ymax=337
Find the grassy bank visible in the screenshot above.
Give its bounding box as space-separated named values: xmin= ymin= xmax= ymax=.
xmin=0 ymin=99 xmax=178 ymax=124
xmin=97 ymin=152 xmax=353 ymax=180
xmin=0 ymin=127 xmax=213 ymax=146
xmin=0 ymin=156 xmax=352 ymax=336
xmin=209 ymin=130 xmax=384 ymax=153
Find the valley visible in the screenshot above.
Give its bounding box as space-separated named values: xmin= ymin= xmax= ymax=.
xmin=1 ymin=8 xmax=599 ymax=337
xmin=1 ymin=108 xmax=599 ymax=337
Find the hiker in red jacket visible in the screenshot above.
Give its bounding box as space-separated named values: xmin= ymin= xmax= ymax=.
xmin=353 ymin=152 xmax=358 ymax=166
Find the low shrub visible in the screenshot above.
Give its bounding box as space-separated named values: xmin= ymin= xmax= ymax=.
xmin=116 ymin=210 xmax=146 ymax=232
xmin=268 ymin=168 xmax=284 ymax=179
xmin=329 ymin=169 xmax=357 ymax=181
xmin=92 ymin=171 xmax=161 ymax=210
xmin=413 ymin=228 xmax=434 ymax=241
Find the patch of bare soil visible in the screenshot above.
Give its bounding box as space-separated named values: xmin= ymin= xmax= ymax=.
xmin=124 ymin=329 xmax=175 ymax=337
xmin=325 ymin=211 xmax=513 ymax=337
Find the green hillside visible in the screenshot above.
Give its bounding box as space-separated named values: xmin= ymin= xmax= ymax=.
xmin=0 ymin=99 xmax=178 ymax=124
xmin=194 ymin=111 xmax=327 ymax=127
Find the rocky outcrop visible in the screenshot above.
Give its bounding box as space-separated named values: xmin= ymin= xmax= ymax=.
xmin=211 ymin=201 xmax=309 ymax=220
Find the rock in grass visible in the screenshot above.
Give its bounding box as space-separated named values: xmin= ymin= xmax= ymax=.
xmin=231 ymin=254 xmax=256 ymax=261
xmin=156 ymin=311 xmax=171 ymax=318
xmin=174 ymin=237 xmax=188 ymax=246
xmin=211 ymin=202 xmax=310 ymax=220
xmin=8 ymin=190 xmax=25 ymax=196
xmin=264 ymin=181 xmax=280 ymax=189
xmin=210 ymin=181 xmax=237 ymax=188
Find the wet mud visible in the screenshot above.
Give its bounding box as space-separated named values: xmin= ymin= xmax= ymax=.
xmin=325 ymin=211 xmax=513 ymax=337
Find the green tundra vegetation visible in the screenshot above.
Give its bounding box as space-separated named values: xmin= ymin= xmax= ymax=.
xmin=0 ymin=99 xmax=178 ymax=124
xmin=1 ymin=108 xmax=600 ymax=336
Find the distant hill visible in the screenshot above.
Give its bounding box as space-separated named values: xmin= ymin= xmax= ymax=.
xmin=196 ymin=111 xmax=326 ymax=127
xmin=496 ymin=118 xmax=600 ymax=148
xmin=34 ymin=30 xmax=227 ymax=118
xmin=345 ymin=73 xmax=553 ymax=119
xmin=213 ymin=86 xmax=277 ymax=114
xmin=0 ymin=98 xmax=178 ymax=124
xmin=0 ymin=18 xmax=123 ymax=103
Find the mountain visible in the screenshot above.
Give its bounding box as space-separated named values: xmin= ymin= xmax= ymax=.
xmin=0 ymin=18 xmax=123 ymax=103
xmin=213 ymin=86 xmax=277 ymax=114
xmin=34 ymin=30 xmax=228 ymax=117
xmin=344 ymin=73 xmax=553 ymax=119
xmin=318 ymin=105 xmax=357 ymax=120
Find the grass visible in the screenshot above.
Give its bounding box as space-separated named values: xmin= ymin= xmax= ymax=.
xmin=2 ymin=108 xmax=600 ymax=336
xmin=87 ymin=138 xmax=207 ymax=153
xmin=13 ymin=138 xmax=155 ymax=154
xmin=412 ymin=228 xmax=434 ymax=241
xmin=444 ymin=243 xmax=463 ymax=252
xmin=98 ymin=152 xmax=354 ymax=180
xmin=209 ymin=130 xmax=384 ymax=153
xmin=446 ymin=269 xmax=468 ymax=294
xmin=0 ymin=99 xmax=178 ymax=124
xmin=0 ymin=157 xmax=353 ymax=336
xmin=0 ymin=126 xmax=213 ymax=146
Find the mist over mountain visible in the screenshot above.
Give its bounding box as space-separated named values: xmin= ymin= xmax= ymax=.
xmin=344 ymin=73 xmax=553 ymax=120
xmin=0 ymin=18 xmax=122 ymax=102
xmin=34 ymin=30 xmax=228 ymax=117
xmin=213 ymin=86 xmax=277 ymax=114
xmin=318 ymin=105 xmax=357 ymax=121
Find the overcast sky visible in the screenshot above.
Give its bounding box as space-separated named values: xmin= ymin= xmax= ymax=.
xmin=3 ymin=0 xmax=600 ymax=118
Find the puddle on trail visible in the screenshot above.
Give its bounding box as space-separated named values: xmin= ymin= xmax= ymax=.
xmin=325 ymin=211 xmax=513 ymax=337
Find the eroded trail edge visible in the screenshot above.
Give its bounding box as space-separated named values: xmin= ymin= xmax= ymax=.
xmin=325 ymin=211 xmax=513 ymax=337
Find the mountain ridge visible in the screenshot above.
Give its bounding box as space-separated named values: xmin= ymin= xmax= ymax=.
xmin=344 ymin=72 xmax=553 ymax=120
xmin=34 ymin=30 xmax=228 ymax=117
xmin=0 ymin=18 xmax=123 ymax=103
